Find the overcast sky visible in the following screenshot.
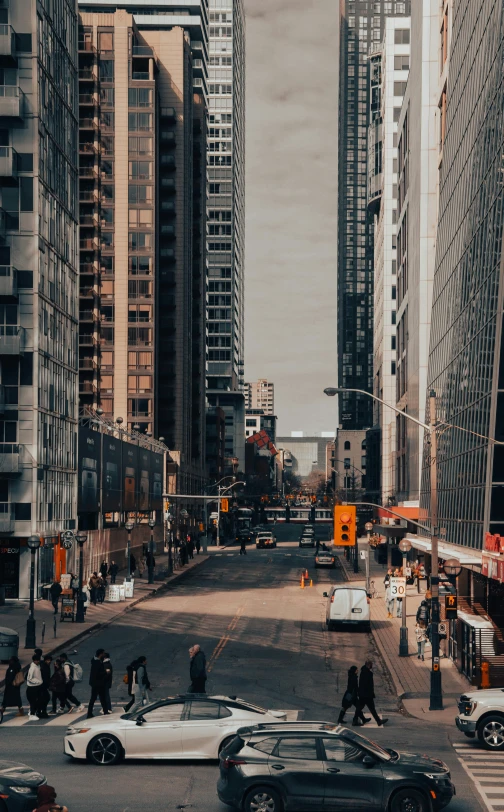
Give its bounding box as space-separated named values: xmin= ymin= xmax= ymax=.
xmin=243 ymin=0 xmax=339 ymax=436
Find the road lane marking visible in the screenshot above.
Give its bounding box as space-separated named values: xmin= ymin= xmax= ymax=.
xmin=453 ymin=743 xmax=504 ymax=812
xmin=207 ymin=604 xmax=245 ymax=673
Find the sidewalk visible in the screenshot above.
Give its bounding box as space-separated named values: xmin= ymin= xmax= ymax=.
xmin=0 ymin=551 xmax=209 ymax=685
xmin=339 ymin=542 xmax=468 ymax=725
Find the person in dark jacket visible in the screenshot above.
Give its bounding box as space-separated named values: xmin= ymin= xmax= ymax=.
xmin=124 ymin=657 xmax=140 ymax=712
xmin=103 ymin=652 xmax=113 ymax=713
xmin=195 ymin=536 xmax=201 ymax=555
xmin=416 ymin=599 xmax=430 ymax=625
xmin=337 ymin=665 xmax=369 ymax=725
xmin=189 ymin=644 xmax=207 ymax=693
xmin=35 ymin=784 xmax=68 ymax=812
xmin=0 ymin=656 xmax=24 ymax=722
xmin=352 ymin=660 xmax=388 ymax=726
xmin=38 ymin=654 xmax=52 ymax=718
xmin=49 ymin=580 xmax=62 ymax=614
xmin=100 ymin=560 xmax=108 ymax=579
xmin=87 ymin=648 xmax=109 ymax=718
xmin=109 ymin=560 xmax=119 ymax=584
xmin=130 ymin=553 xmax=137 ymax=576
xmin=187 ymin=537 xmax=194 ymax=560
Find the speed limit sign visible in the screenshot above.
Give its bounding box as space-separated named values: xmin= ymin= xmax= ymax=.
xmin=390 ymin=577 xmax=406 ymax=597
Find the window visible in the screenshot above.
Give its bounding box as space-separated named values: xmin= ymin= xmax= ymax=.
xmin=344 ymin=441 xmax=351 ymax=450
xmin=99 ymin=32 xmax=113 ymax=51
xmin=187 ymin=701 xmax=221 ymax=720
xmin=142 ymin=702 xmax=184 ymax=723
xmin=128 ymin=113 xmax=153 ymax=131
xmin=253 ymin=738 xmax=279 ymax=755
xmin=129 ymin=186 xmax=152 ymax=204
xmin=394 ymin=81 xmax=407 ymax=96
xmin=323 ymin=738 xmax=365 ymax=763
xmin=128 ymin=88 xmax=153 ymax=107
xmin=99 ymin=60 xmax=114 ymax=81
xmin=394 ymin=29 xmax=410 ymax=44
xmin=276 ymin=738 xmax=319 ymax=760
xmin=394 ymin=55 xmax=409 ymax=71
xmin=129 ymin=161 xmax=152 ymax=180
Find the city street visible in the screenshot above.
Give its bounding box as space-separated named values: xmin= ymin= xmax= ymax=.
xmin=2 ymin=526 xmax=485 ymax=812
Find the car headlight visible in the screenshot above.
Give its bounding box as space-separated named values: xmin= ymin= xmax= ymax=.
xmin=467 ymin=701 xmax=477 ymax=715
xmin=9 ymin=787 xmax=32 ymax=794
xmin=419 ymin=772 xmax=450 ymax=783
xmin=67 ymin=727 xmax=91 ymax=735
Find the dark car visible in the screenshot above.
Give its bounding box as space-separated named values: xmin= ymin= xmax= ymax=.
xmin=217 ymin=723 xmax=455 ymax=812
xmin=236 ymin=530 xmax=252 ymax=545
xmin=0 ymin=761 xmax=46 ymax=811
xmin=299 ymin=535 xmax=315 ymax=548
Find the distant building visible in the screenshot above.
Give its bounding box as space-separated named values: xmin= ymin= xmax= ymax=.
xmin=275 ymin=434 xmax=334 ymax=480
xmin=245 ymin=409 xmax=276 ymax=443
xmin=244 ymin=379 xmax=274 ymax=415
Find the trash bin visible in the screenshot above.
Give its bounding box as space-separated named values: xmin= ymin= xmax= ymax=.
xmin=124 ymin=579 xmax=134 ymax=599
xmin=0 ymin=627 xmax=19 ymax=663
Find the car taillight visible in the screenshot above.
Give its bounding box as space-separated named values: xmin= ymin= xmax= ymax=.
xmin=367 ymin=596 xmax=370 ymax=604
xmin=223 ymin=757 xmax=247 ymax=769
xmin=330 ymin=594 xmax=335 ymax=603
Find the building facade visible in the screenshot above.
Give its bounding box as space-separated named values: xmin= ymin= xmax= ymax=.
xmin=337 ymin=0 xmax=410 ymax=432
xmin=395 ymin=0 xmax=440 ymax=503
xmin=0 ymin=0 xmax=79 ymax=598
xmin=206 ymin=0 xmax=245 ymax=467
xmin=368 ymin=18 xmax=410 ymax=505
xmin=244 ymin=378 xmax=274 ymax=414
xmin=276 ymin=434 xmax=334 ymax=481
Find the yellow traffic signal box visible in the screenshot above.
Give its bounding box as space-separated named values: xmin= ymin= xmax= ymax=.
xmin=221 ymin=498 xmax=229 ymax=513
xmin=445 ymin=594 xmax=458 ymax=619
xmin=334 ymin=505 xmax=356 ymax=546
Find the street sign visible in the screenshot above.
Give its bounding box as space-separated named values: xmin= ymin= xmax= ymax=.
xmin=438 ymin=621 xmax=448 ymax=636
xmin=360 ymin=550 xmax=367 ymax=560
xmin=62 ymin=531 xmax=74 ymax=540
xmin=445 ymin=594 xmax=458 ymax=619
xmin=62 ymin=538 xmax=73 ymax=550
xmin=390 ymin=577 xmax=406 ymax=597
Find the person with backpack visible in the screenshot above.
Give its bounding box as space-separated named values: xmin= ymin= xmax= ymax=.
xmin=26 ymin=654 xmax=43 ymax=720
xmin=60 ymin=652 xmax=85 ymax=713
xmin=87 ymin=648 xmax=109 ymax=718
xmin=416 ymin=599 xmax=430 ymax=625
xmin=50 ymin=659 xmax=70 ymax=714
xmin=103 ymin=653 xmax=113 ymax=713
xmin=126 ymin=656 xmax=151 ymax=712
xmin=0 ymin=656 xmax=24 ymax=722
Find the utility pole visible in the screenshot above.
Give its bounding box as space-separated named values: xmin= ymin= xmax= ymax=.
xmin=429 ymin=390 xmax=443 ymax=710
xmin=216 ymin=485 xmax=221 ymax=547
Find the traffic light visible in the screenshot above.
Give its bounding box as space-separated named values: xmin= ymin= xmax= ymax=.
xmin=311 ymin=494 xmax=317 ymax=503
xmin=334 ymin=505 xmax=356 ymax=546
xmin=221 ymin=498 xmax=229 ymax=513
xmin=445 ymin=594 xmax=458 ymax=620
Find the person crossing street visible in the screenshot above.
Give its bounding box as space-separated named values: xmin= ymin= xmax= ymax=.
xmin=87 ymin=649 xmax=110 ymax=718
xmin=189 ymin=644 xmax=207 ymax=693
xmin=26 ymin=654 xmax=43 ymax=720
xmin=352 ymin=660 xmax=388 ymax=727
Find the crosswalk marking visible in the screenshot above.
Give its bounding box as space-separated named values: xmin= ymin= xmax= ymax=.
xmin=453 ymin=742 xmax=504 ymax=811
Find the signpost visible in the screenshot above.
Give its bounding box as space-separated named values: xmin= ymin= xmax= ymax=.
xmin=390 ymin=576 xmax=406 ymax=598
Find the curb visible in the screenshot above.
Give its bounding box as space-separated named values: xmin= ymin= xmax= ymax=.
xmin=0 ymin=556 xmax=209 ymax=690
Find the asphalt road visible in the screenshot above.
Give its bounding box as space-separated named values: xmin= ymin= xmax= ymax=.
xmin=2 ymin=524 xmax=485 ymax=812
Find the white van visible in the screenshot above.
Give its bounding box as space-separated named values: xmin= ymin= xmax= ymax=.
xmin=323 ymin=586 xmax=370 ymax=631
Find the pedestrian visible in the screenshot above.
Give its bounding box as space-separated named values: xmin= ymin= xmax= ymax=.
xmin=88 ymin=572 xmax=100 ymax=605
xmin=49 ymin=579 xmax=62 ymax=615
xmin=187 ymin=537 xmax=194 ymax=560
xmin=124 ymin=657 xmax=140 ymax=712
xmin=70 ymin=572 xmax=79 ymax=599
xmin=26 ymin=654 xmax=43 ymax=720
xmin=100 ymin=560 xmax=108 ymax=579
xmin=109 ymin=560 xmax=119 ymax=584
xmin=416 ymin=599 xmax=430 ymax=625
xmin=38 ymin=654 xmax=52 ymax=719
xmin=384 ymin=582 xmax=395 ymax=618
xmin=97 ymin=574 xmax=106 ymax=603
xmin=415 ymin=622 xmax=428 ymax=661
xmin=239 ymin=536 xmax=247 ymax=556
xmin=189 ymin=644 xmax=207 ymax=693
xmin=60 ymin=652 xmax=85 ymax=713
xmin=384 ymin=568 xmax=392 ymax=588
xmin=0 ymin=656 xmax=24 ymax=722
xmin=130 ymin=553 xmax=137 ymax=576
xmin=338 ymin=665 xmax=369 ymax=725
xmin=352 ymin=660 xmax=388 ymax=727
xmin=131 ymin=655 xmax=151 ymax=710
xmin=34 ymin=785 xmax=68 ymax=812
xmin=146 ymin=549 xmax=156 ymax=575
xmin=396 ymin=595 xmax=403 ymax=618
xmin=195 ymin=536 xmax=201 ymax=555
xmin=50 ymin=659 xmax=70 ymax=714
xmin=103 ymin=652 xmax=113 ymax=713
xmin=180 ymin=539 xmax=188 ymax=566
xmin=87 ymin=648 xmax=110 ymax=718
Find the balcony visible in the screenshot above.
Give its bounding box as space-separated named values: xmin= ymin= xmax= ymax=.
xmin=80 ymin=117 xmax=98 ymax=130
xmin=79 ymin=286 xmax=97 ymax=299
xmin=161 ymin=200 xmax=176 ymax=215
xmin=79 ymin=165 xmax=98 ymax=180
xmin=0 ymin=503 xmax=14 ymax=532
xmin=79 ymin=189 xmax=98 ymax=203
xmin=0 ymin=265 xmax=17 ymax=297
xmin=78 ymin=41 xmax=97 ymax=55
xmin=161 ymin=177 xmax=176 ymax=193
xmin=0 ymin=444 xmax=20 ymax=475
xmin=160 ymin=224 xmax=175 ymax=238
xmin=79 ymin=237 xmax=98 ymax=251
xmin=160 ymin=130 xmax=175 ymax=145
xmin=79 ymin=334 xmax=96 ymax=346
xmin=0 ymin=85 xmax=24 ymax=119
xmin=161 ymin=107 xmax=176 ymax=121
xmin=79 ymin=141 xmax=98 ymax=155
xmin=160 ymin=154 xmax=175 ymax=169
xmin=132 ymin=45 xmax=154 ymax=57
xmin=79 ymin=310 xmax=97 ymax=323
xmin=132 ymin=72 xmax=150 ymax=81
xmin=79 ymin=93 xmax=98 ymax=107
xmin=0 ymin=325 xmax=24 ymax=355
xmin=79 ymin=213 xmax=99 ymax=227
xmin=0 ymin=145 xmax=17 ymax=180
xmin=160 ymin=248 xmax=175 ymax=261
xmin=78 ymin=68 xmax=97 ymax=82
xmin=79 ymin=357 xmax=97 ymax=371
xmin=79 ymin=380 xmax=97 ymax=394
xmin=191 ymin=41 xmax=204 ymax=54
xmin=0 ymin=25 xmax=16 ymax=64
xmin=79 ymin=263 xmax=97 ymax=276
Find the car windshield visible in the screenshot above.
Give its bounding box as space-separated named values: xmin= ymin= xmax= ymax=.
xmin=343 ymin=729 xmax=391 ymax=761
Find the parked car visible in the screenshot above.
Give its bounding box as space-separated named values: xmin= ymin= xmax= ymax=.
xmin=217 ymin=722 xmax=455 ymax=812
xmin=456 ymin=689 xmax=504 ymax=749
xmin=323 ymin=586 xmax=370 ymax=631
xmin=314 ymin=550 xmax=336 ymax=568
xmin=64 ymin=695 xmax=287 ymax=765
xmin=0 ymin=761 xmax=46 ymax=812
xmin=256 ymin=533 xmax=276 ymax=549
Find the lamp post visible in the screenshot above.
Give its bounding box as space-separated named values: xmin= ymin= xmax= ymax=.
xmin=365 ymin=521 xmax=373 ymax=595
xmin=125 ymin=521 xmax=134 ymax=581
xmin=75 ymin=533 xmax=88 ymax=623
xmin=399 ymin=538 xmax=412 ymax=657
xmin=148 ymin=518 xmax=156 ymax=584
xmin=24 ymin=535 xmax=40 ymax=649
xmin=216 ymin=480 xmax=245 ymax=547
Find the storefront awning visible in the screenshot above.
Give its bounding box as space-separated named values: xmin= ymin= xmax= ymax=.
xmin=405 ymin=534 xmax=482 ymax=569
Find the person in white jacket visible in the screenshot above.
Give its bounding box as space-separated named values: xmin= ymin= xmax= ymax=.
xmin=26 ymin=654 xmax=43 ymax=720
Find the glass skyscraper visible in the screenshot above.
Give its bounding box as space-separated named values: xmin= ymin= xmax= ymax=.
xmin=337 ymin=0 xmax=410 ymax=431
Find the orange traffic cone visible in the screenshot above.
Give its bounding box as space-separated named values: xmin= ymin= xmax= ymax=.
xmin=304 ymin=569 xmax=309 ymax=579
xmin=309 ymin=579 xmax=313 ymax=587
xmin=300 ymin=575 xmax=305 ymax=589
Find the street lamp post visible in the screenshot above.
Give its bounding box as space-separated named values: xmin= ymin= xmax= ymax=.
xmin=75 ymin=533 xmax=88 ymax=623
xmin=365 ymin=521 xmax=373 ymax=595
xmin=324 ymin=385 xmax=444 ymax=709
xmin=148 ymin=519 xmax=156 ymax=584
xmin=214 ymin=479 xmax=245 ymax=548
xmin=24 ymin=535 xmax=40 ymax=649
xmin=399 ymin=538 xmax=412 ymax=657
xmin=125 ymin=521 xmax=134 ymax=581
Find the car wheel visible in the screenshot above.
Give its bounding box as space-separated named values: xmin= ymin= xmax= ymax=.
xmin=218 ymin=736 xmax=235 ymax=756
xmin=87 ymin=734 xmax=123 ymax=766
xmin=478 ymin=715 xmax=504 ymax=750
xmin=390 ymin=787 xmax=428 ymax=812
xmin=244 ymin=786 xmax=282 ymax=812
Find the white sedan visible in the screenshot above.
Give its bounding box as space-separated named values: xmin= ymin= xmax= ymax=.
xmin=64 ymin=694 xmax=287 ymax=765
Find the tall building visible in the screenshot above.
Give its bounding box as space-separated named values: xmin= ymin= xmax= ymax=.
xmin=337 ymin=0 xmax=410 ymax=431
xmin=395 ymin=0 xmax=440 ymax=503
xmin=0 ymin=0 xmax=79 ymax=598
xmin=77 ymin=0 xmax=209 ymax=493
xmin=206 ymin=0 xmax=245 ymax=472
xmin=368 ymin=17 xmax=410 ymax=504
xmin=244 ymin=379 xmax=274 ymax=414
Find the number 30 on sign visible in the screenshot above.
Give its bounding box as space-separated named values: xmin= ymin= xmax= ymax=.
xmin=390 ymin=577 xmax=406 ymax=597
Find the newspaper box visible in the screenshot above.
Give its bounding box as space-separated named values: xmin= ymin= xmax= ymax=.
xmin=119 ymin=585 xmax=126 ymax=601
xmin=60 ymin=591 xmax=75 ymax=622
xmin=107 ymin=585 xmax=121 ymax=603
xmin=124 ymin=579 xmax=135 ymax=599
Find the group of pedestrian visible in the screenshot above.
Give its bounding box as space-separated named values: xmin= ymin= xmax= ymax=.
xmin=88 ymin=571 xmax=107 ymax=605
xmin=0 ymin=650 xmax=85 ymax=723
xmin=338 ymin=660 xmax=388 ymax=727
